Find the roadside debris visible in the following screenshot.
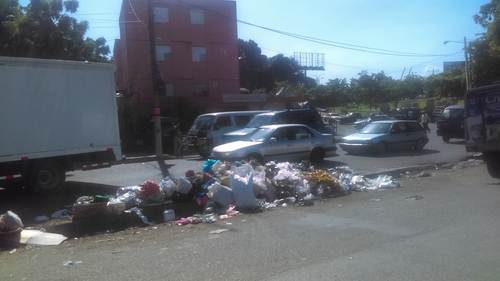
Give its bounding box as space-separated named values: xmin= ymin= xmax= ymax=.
xmin=20 ymin=229 xmax=67 ymax=246
xmin=63 ymin=260 xmax=82 ymax=266
xmin=405 ymin=195 xmax=424 ymax=201
xmin=209 ymin=229 xmax=229 ymax=234
xmin=0 ymin=211 xmax=23 ymax=250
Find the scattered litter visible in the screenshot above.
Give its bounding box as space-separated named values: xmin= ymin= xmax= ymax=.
xmin=125 ymin=207 xmax=153 ymax=226
xmin=34 ymin=216 xmax=50 ymax=223
xmin=9 ymin=249 xmax=16 ymax=254
xmin=209 ymin=229 xmax=229 ymax=234
xmin=20 ymin=230 xmax=67 ymax=246
xmin=369 ymin=198 xmax=382 ymax=202
xmin=51 ymin=209 xmax=71 ymax=220
xmin=405 ymin=195 xmax=424 ymax=201
xmin=208 ymin=235 xmax=221 ymax=240
xmin=416 ymin=171 xmax=433 ymax=178
xmin=63 ymin=260 xmax=82 ymax=266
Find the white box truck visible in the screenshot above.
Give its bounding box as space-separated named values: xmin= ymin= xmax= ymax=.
xmin=0 ymin=56 xmax=122 ymax=191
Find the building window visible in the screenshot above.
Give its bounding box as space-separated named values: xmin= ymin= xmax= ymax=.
xmin=156 ymin=45 xmax=171 ymax=61
xmin=190 ymin=8 xmax=205 ymax=25
xmin=153 ymin=7 xmax=169 ymax=23
xmin=159 ymin=83 xmax=175 ymax=97
xmin=192 ymin=84 xmax=209 ymax=97
xmin=192 ymin=47 xmax=207 ymax=62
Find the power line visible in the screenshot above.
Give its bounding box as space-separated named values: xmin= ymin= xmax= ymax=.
xmin=77 ymin=2 xmax=459 ymax=58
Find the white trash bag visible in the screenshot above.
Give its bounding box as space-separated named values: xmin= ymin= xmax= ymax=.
xmin=230 ymin=164 xmax=258 ymax=210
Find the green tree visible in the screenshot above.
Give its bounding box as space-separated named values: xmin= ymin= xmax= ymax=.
xmin=0 ymin=0 xmax=109 ymax=62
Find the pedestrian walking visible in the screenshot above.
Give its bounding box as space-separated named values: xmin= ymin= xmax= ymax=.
xmin=420 ymin=112 xmax=431 ymax=133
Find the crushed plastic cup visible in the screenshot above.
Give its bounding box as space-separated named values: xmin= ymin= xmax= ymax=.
xmin=163 ymin=209 xmax=175 ymax=223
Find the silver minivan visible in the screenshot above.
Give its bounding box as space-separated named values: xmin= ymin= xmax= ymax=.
xmin=187 ymin=111 xmax=267 ymax=157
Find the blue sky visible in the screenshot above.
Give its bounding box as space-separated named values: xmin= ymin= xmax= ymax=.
xmin=20 ymin=0 xmax=489 ymax=81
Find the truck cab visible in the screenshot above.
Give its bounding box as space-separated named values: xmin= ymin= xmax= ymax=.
xmin=465 ymin=83 xmax=500 ymax=178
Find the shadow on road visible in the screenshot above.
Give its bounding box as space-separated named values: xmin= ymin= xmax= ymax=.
xmin=447 ymin=139 xmax=465 ymax=145
xmin=341 ymin=149 xmax=440 ymax=158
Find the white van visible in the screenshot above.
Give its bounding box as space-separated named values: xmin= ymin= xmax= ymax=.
xmin=187 ymin=111 xmax=267 ymax=157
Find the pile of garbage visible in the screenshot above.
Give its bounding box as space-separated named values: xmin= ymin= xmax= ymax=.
xmin=70 ymin=160 xmax=400 ymax=226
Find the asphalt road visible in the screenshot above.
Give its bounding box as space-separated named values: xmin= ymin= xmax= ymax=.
xmin=68 ymin=124 xmax=470 ymax=187
xmin=2 ymin=164 xmax=499 ymax=281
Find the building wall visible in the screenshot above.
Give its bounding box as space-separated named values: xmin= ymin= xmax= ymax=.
xmin=115 ymin=0 xmax=239 ymax=107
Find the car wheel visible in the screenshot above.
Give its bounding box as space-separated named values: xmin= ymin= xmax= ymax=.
xmin=485 ymin=152 xmax=500 ymax=179
xmin=28 ymin=161 xmax=66 ymax=192
xmin=442 ymin=136 xmax=450 ymax=143
xmin=310 ymin=148 xmax=325 ymax=164
xmin=414 ymin=138 xmax=427 ymax=151
xmin=247 ymin=153 xmax=263 ymax=164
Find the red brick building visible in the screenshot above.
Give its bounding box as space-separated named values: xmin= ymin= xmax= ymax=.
xmin=114 ymin=0 xmax=241 ymax=149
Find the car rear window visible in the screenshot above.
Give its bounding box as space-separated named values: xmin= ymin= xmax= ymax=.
xmin=234 ymin=115 xmax=252 ymax=127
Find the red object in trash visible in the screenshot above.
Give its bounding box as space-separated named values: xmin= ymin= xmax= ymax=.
xmin=140 ymin=180 xmax=160 ymax=198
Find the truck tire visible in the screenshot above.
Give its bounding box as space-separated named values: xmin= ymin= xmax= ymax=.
xmin=28 ymin=161 xmax=66 ymax=192
xmin=485 ymin=152 xmax=500 ymax=179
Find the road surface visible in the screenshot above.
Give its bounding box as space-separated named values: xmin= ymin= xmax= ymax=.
xmin=1 ymin=164 xmax=498 ymax=281
xmin=68 ymin=124 xmax=470 ymax=187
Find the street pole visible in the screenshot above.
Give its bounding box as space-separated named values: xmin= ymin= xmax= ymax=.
xmin=464 ymin=36 xmax=471 ymax=91
xmin=147 ymin=0 xmax=163 ymax=157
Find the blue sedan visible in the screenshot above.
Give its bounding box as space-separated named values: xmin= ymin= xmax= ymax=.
xmin=339 ymin=120 xmax=428 ymax=155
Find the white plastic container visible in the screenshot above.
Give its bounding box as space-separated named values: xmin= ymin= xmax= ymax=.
xmin=163 ymin=209 xmax=176 ymax=222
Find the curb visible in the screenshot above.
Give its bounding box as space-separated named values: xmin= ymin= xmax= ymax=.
xmin=118 ymin=155 xmax=176 ymax=164
xmin=364 ymin=164 xmax=437 ymax=178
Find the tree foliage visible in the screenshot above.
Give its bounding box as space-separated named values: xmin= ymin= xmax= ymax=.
xmin=0 ymin=0 xmax=109 ymax=62
xmin=238 ymin=39 xmax=315 ymax=92
xmin=469 ymin=0 xmax=500 ymax=86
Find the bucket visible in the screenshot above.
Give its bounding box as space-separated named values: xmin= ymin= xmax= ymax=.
xmin=0 ymin=228 xmax=22 ymax=250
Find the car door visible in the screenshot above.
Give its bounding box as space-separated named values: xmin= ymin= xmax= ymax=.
xmin=405 ymin=122 xmax=423 ymax=149
xmin=387 ymin=122 xmax=409 ymax=151
xmin=288 ymin=126 xmax=316 ymax=160
xmin=260 ymin=127 xmax=294 ymax=161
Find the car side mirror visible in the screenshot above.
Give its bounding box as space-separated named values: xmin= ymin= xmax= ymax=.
xmin=268 ymin=137 xmax=278 ymax=143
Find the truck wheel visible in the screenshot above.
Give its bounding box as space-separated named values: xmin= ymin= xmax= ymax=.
xmin=414 ymin=138 xmax=427 ymax=152
xmin=247 ymin=153 xmax=263 ymax=164
xmin=442 ymin=136 xmax=450 ymax=143
xmin=29 ymin=161 xmax=66 ymax=192
xmin=485 ymin=152 xmax=500 ymax=179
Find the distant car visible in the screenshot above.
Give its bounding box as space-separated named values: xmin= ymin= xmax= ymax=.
xmin=212 ymin=124 xmax=337 ymax=163
xmin=339 ymin=120 xmax=428 ymax=155
xmin=186 ymin=111 xmax=267 ymax=157
xmin=337 ymin=112 xmax=363 ymax=124
xmin=391 ymin=108 xmax=421 ymax=121
xmin=223 ymin=108 xmax=330 ymax=143
xmin=437 ymin=105 xmax=464 ymax=142
xmin=354 ymin=115 xmax=395 ymax=129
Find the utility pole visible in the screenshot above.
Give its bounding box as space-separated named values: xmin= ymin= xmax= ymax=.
xmin=464 ymin=36 xmax=471 ymax=90
xmin=147 ymin=0 xmax=163 ymax=157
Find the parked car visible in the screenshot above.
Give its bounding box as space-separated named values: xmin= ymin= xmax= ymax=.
xmin=354 ymin=115 xmax=395 ymax=130
xmin=186 ymin=111 xmax=267 ymax=157
xmin=339 ymin=120 xmax=428 ymax=155
xmin=437 ymin=105 xmax=464 ymax=143
xmin=337 ymin=112 xmax=363 ymax=124
xmin=223 ymin=108 xmax=329 ymax=143
xmin=212 ymin=124 xmax=337 ymax=163
xmin=391 ymin=108 xmax=421 ymax=121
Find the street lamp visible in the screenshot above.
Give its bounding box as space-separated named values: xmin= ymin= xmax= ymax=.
xmin=443 ymin=37 xmax=471 ymax=90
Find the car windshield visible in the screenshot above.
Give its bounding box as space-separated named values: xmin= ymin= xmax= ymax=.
xmin=246 ymin=115 xmax=274 ymax=128
xmin=360 ymin=123 xmax=392 ymax=134
xmin=442 ymin=109 xmax=464 ymax=119
xmin=247 ymin=128 xmax=273 ymax=142
xmin=192 ymin=115 xmax=214 ymax=131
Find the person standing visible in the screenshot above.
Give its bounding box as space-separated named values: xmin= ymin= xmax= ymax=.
xmin=421 ymin=112 xmax=431 ymax=133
